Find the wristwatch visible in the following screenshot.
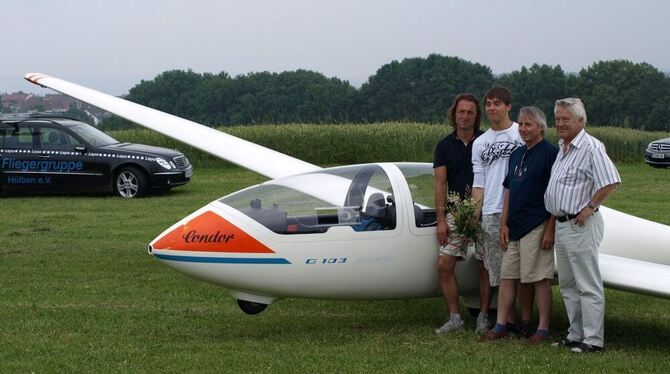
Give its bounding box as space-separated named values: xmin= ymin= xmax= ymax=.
xmin=587 ymin=202 xmax=598 ymax=210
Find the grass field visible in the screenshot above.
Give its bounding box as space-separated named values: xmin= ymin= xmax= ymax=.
xmin=1 ymin=163 xmax=670 ymax=372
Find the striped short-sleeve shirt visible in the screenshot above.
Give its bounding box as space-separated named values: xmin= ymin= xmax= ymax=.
xmin=544 ymin=129 xmax=621 ymax=216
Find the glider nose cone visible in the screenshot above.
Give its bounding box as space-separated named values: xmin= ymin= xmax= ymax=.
xmin=149 ymin=210 xmax=274 ymax=254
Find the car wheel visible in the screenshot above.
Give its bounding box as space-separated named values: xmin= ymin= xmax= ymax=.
xmin=115 ymin=167 xmax=148 ymax=198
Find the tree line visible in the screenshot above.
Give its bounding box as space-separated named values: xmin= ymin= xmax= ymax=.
xmin=100 ymin=55 xmax=670 ymax=131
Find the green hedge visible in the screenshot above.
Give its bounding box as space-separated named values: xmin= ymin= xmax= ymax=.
xmin=110 ymin=123 xmax=670 ymax=169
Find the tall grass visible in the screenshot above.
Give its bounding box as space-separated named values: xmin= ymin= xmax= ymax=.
xmin=110 ymin=123 xmax=670 ymax=168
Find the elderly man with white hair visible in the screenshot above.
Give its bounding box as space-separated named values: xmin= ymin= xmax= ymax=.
xmin=544 ymin=98 xmax=621 ymax=353
xmin=479 ymin=106 xmax=558 ymax=344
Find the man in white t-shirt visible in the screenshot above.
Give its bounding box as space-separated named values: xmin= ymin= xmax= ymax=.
xmin=471 ymin=87 xmax=524 ymax=334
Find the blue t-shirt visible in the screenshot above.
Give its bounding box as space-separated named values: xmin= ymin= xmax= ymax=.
xmin=503 ymin=139 xmax=559 ymax=241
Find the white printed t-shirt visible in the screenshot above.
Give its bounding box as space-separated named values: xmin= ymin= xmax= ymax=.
xmin=472 ymin=122 xmax=523 ymax=215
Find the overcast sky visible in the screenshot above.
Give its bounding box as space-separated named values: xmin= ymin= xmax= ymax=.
xmin=3 ymin=0 xmax=669 ymax=95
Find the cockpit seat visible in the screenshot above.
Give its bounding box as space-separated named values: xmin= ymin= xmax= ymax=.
xmin=364 ymin=193 xmax=387 ymax=218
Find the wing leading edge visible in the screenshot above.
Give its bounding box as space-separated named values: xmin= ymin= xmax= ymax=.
xmin=24 ymin=73 xmax=320 ymax=179
xmin=599 ymin=254 xmax=670 ymax=298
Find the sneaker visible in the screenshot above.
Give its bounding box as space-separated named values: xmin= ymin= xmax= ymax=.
xmin=478 ymin=329 xmax=508 ymax=342
xmin=551 ymin=337 xmax=580 ymax=348
xmin=527 ymin=332 xmax=550 ymax=345
xmin=434 ymin=318 xmax=464 ymax=334
xmin=475 ymin=313 xmax=490 ymax=334
xmin=571 ymin=343 xmax=603 ymax=353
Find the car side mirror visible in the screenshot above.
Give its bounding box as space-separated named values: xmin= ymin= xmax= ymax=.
xmin=74 ymin=146 xmax=87 ymax=153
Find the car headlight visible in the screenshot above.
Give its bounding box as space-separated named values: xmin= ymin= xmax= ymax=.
xmin=156 ymin=157 xmax=172 ymax=170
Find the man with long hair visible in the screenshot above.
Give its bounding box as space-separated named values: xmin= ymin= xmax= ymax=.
xmin=433 ymin=93 xmax=484 ymax=333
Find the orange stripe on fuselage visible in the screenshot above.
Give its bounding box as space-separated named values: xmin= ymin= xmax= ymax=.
xmin=153 ymin=210 xmax=274 ymax=253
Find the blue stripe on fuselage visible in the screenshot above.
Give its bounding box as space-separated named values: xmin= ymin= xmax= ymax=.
xmin=153 ymin=253 xmax=291 ymax=264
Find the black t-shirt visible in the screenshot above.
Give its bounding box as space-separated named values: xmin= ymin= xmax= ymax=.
xmin=433 ymin=130 xmax=482 ymax=198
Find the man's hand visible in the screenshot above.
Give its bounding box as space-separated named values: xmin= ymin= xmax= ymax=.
xmin=542 ymin=217 xmax=557 ymax=250
xmin=437 ymin=220 xmax=450 ymax=246
xmin=540 ymin=228 xmax=554 ymax=250
xmin=500 ymin=224 xmax=509 ymax=251
xmin=575 ymin=206 xmax=595 ymax=226
xmin=575 ymin=184 xmax=617 ymax=226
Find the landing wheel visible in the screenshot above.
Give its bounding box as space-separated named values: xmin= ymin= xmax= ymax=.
xmin=237 ymin=299 xmax=268 ymax=315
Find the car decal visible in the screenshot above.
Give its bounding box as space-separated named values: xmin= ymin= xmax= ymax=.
xmin=6 ymin=175 xmax=53 ymax=185
xmin=0 ymin=148 xmax=157 ymax=161
xmin=2 ymin=157 xmax=84 ymax=172
xmin=7 ymin=171 xmax=103 ymax=176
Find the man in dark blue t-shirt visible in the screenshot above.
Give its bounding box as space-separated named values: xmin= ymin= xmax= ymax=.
xmin=479 ymin=106 xmax=558 ymax=343
xmin=433 ymin=93 xmax=485 ymax=334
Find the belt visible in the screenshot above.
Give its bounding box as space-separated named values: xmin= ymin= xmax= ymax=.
xmin=556 ymin=208 xmax=598 ymax=223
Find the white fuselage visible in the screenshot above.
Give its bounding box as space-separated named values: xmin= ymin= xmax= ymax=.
xmin=149 ymin=163 xmax=670 ymax=304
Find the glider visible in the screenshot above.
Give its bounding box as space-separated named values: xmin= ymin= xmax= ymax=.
xmin=25 ymin=73 xmax=670 ymax=314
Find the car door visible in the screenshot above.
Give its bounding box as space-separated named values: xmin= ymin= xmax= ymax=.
xmin=0 ymin=123 xmax=45 ymax=194
xmin=0 ymin=124 xmax=9 ymax=194
xmin=35 ymin=125 xmax=105 ymax=193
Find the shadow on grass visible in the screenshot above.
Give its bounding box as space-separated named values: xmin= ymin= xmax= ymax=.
xmin=603 ymin=315 xmax=670 ymax=353
xmin=208 ymin=298 xmax=467 ymax=341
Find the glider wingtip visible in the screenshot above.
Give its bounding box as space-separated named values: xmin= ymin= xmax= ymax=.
xmin=24 ymin=73 xmax=49 ymax=85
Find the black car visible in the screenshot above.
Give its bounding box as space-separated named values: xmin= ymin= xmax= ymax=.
xmin=644 ymin=138 xmax=670 ymax=167
xmin=0 ymin=116 xmax=192 ymax=198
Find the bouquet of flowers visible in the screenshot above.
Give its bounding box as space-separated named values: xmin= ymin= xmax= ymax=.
xmin=446 ymin=191 xmax=480 ymax=243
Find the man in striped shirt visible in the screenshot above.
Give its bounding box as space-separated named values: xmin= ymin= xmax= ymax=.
xmin=544 ymin=98 xmax=621 ymax=354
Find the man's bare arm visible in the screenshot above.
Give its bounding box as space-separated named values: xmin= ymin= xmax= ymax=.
xmin=434 ymin=166 xmax=449 ymax=246
xmin=499 ymin=188 xmax=510 ymax=251
xmin=575 ymin=183 xmax=619 ymax=226
xmin=471 ymin=186 xmax=484 ymax=220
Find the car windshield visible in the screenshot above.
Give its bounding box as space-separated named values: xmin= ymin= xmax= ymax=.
xmin=69 ymin=123 xmax=119 ymax=146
